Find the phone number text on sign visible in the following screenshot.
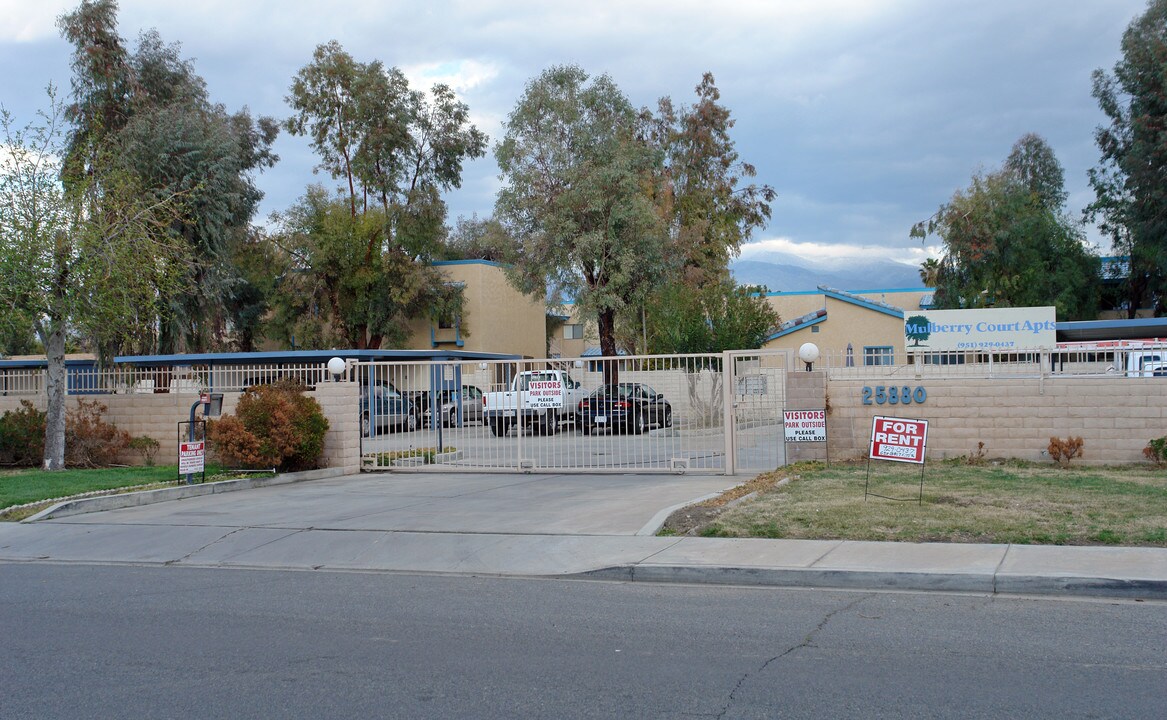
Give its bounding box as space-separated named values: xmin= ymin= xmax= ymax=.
xmin=868 ymin=416 xmax=928 ymax=464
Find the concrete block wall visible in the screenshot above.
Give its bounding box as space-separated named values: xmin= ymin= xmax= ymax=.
xmin=825 ymin=377 xmax=1167 ymax=465
xmin=1 ymin=383 xmax=361 ymax=473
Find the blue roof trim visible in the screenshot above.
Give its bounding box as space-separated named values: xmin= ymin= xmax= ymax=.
xmin=818 ymin=287 xmax=904 ymax=319
xmin=108 ymin=349 xmax=520 ymax=367
xmin=762 ymin=289 xmax=823 ymax=297
xmin=0 ymin=357 xmax=102 ymax=368
xmin=765 ymin=313 xmax=827 ymax=341
xmin=763 ymin=287 xmax=931 ymax=298
xmin=432 ymin=259 xmax=506 ymax=269
xmin=580 ymin=346 xmax=630 ymax=357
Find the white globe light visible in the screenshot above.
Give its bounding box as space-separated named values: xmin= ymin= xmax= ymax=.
xmin=798 ymin=343 xmax=820 ymax=364
xmin=327 ymin=356 xmax=346 ymax=379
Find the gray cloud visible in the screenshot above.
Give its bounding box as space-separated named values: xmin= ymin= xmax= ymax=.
xmin=0 ymin=0 xmax=1148 ymax=262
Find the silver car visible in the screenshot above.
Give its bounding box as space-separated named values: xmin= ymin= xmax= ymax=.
xmin=420 ymin=385 xmax=484 ymax=427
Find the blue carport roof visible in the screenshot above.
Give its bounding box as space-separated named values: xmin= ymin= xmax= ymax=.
xmin=112 ymin=349 xmax=521 ymax=367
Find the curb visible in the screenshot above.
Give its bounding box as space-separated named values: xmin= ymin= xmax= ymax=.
xmin=22 ymin=467 xmax=350 ymax=523
xmin=575 ymin=564 xmax=1167 ymax=600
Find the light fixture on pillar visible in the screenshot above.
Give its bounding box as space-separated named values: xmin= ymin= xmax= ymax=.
xmin=327 ymin=357 xmax=346 ymax=381
xmin=798 ymin=343 xmax=820 ymax=372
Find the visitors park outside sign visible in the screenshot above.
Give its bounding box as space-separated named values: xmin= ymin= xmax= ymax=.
xmin=784 ymin=410 xmax=826 ymax=442
xmin=904 ymin=306 xmax=1057 ymax=352
xmin=525 ymin=378 xmax=564 ymax=408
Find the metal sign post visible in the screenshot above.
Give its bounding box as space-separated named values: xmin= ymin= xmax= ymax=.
xmin=865 ymin=415 xmax=929 ymax=505
xmin=179 ymin=393 xmax=223 ymax=484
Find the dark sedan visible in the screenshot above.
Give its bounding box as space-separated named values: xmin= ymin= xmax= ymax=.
xmin=361 ymin=384 xmax=418 ymax=434
xmin=577 ymin=383 xmax=672 ymax=434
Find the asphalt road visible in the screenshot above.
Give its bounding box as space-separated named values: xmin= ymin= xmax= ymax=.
xmin=3 ymin=564 xmax=1164 ymax=719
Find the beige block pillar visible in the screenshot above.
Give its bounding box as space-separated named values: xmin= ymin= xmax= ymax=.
xmin=312 ymin=381 xmax=361 ymax=474
xmin=785 ymin=370 xmax=828 ymax=464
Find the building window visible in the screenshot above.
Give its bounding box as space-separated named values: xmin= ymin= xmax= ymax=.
xmin=864 ymin=346 xmax=894 ymax=366
xmin=438 ymin=312 xmax=458 ymax=330
xmin=811 ymin=325 xmax=820 ymax=333
xmin=563 ymin=324 xmax=584 ymax=340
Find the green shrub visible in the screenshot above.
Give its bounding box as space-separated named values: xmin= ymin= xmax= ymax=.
xmin=208 ymin=380 xmax=329 ymax=472
xmin=128 ymin=435 xmax=161 ymax=466
xmin=0 ymin=400 xmax=46 ymax=467
xmin=1144 ymin=437 xmax=1167 ymax=467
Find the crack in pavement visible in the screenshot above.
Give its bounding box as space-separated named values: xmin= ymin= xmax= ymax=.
xmin=713 ymin=594 xmax=874 ymax=719
xmin=165 ymin=526 xmax=305 ymax=565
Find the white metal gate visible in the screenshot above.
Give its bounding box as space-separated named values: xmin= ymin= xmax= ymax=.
xmin=357 ymin=351 xmax=790 ymax=474
xmin=726 ymin=350 xmax=790 ymax=473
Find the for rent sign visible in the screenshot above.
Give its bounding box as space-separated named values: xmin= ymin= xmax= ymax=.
xmin=869 ymin=416 xmax=928 ymax=464
xmin=784 ymin=410 xmax=826 ymax=442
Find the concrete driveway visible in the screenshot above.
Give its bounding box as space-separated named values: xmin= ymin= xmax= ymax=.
xmin=43 ymin=472 xmax=741 ymax=536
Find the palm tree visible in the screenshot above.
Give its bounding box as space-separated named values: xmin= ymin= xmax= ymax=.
xmin=919 ymin=257 xmax=941 ymax=288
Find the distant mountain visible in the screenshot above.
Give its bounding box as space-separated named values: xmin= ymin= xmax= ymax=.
xmin=730 ymin=256 xmax=925 ymax=293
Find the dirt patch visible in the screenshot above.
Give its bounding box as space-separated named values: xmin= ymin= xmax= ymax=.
xmin=660 ymin=503 xmax=726 ymax=536
xmin=659 ymin=471 xmax=787 ymax=536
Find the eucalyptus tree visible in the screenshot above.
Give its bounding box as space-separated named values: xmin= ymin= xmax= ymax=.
xmin=0 ymin=92 xmax=187 ymax=470
xmin=280 ymin=41 xmax=486 ymax=348
xmin=268 ymin=186 xmax=461 ymax=350
xmin=1088 ymin=0 xmax=1167 ymax=317
xmin=494 ymin=65 xmax=671 ymax=366
xmin=913 ymin=134 xmax=1100 ymax=320
xmin=640 ymin=73 xmax=776 ymax=288
xmin=57 ymin=0 xmax=279 ymax=353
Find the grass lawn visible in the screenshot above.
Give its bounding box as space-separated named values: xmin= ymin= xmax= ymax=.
xmin=689 ymin=461 xmax=1167 ymax=547
xmin=0 ymin=465 xmax=272 ymax=521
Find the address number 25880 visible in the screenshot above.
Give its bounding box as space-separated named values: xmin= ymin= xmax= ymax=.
xmin=861 ymin=385 xmax=927 ymax=405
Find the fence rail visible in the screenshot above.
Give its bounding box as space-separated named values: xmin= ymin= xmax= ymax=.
xmin=0 ymin=362 xmax=337 ymax=397
xmin=820 ymin=344 xmax=1167 ymax=381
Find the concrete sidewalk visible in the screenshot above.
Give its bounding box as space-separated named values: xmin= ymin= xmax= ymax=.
xmin=1 ymin=471 xmax=1165 ymax=600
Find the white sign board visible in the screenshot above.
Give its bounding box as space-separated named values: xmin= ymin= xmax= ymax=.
xmin=179 ymin=440 xmax=205 ymax=474
xmin=525 ymin=379 xmax=564 ymax=409
xmin=868 ymin=416 xmax=928 ymax=464
xmin=784 ymin=410 xmax=826 ymax=442
xmin=904 ymin=307 xmax=1057 ymax=352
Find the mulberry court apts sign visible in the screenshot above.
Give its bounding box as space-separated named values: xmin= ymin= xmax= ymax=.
xmin=904 ymin=307 xmax=1057 ymax=352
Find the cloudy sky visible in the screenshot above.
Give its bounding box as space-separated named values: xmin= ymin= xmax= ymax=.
xmin=0 ymin=0 xmax=1151 ymax=273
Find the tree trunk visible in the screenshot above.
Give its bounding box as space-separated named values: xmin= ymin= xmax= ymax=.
xmin=598 ymin=307 xmax=619 ymax=385
xmin=42 ymin=325 xmax=67 ymax=471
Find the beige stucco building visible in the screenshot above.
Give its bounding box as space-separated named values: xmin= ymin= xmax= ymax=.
xmin=546 ymin=286 xmax=937 ymax=363
xmin=760 ymin=286 xmax=933 ymax=365
xmin=405 ymin=260 xmax=548 ymax=359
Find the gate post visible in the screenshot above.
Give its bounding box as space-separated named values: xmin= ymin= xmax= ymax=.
xmin=314 ymin=378 xmax=361 ymax=474
xmin=785 ymin=370 xmax=827 ymax=464
xmin=723 ymin=351 xmax=735 ymax=475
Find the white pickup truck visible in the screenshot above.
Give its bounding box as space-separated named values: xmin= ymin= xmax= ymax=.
xmin=482 ymin=369 xmax=589 ymax=436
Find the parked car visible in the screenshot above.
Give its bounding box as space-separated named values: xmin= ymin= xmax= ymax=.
xmin=360 ymin=384 xmax=417 ymax=434
xmin=577 ymin=383 xmax=672 ymax=434
xmin=416 ymin=385 xmax=484 ymax=427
